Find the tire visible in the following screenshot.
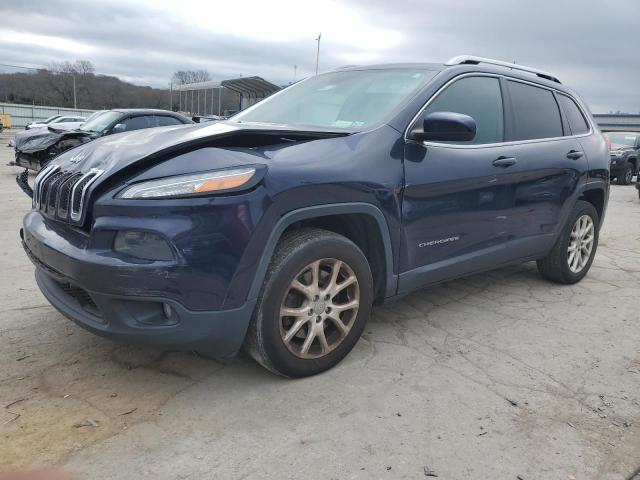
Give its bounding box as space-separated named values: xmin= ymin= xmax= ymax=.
xmin=617 ymin=162 xmax=634 ymax=185
xmin=537 ymin=200 xmax=599 ymax=284
xmin=245 ymin=228 xmax=373 ymax=378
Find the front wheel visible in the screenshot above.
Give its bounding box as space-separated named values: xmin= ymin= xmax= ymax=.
xmin=537 ymin=200 xmax=599 ymax=284
xmin=245 ymin=228 xmax=373 ymax=377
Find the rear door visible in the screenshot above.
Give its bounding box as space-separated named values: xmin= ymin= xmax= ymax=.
xmin=400 ymin=75 xmax=534 ymax=292
xmin=502 ymin=80 xmax=587 ymax=245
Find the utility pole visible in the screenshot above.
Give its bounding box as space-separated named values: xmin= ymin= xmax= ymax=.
xmin=169 ymin=81 xmax=173 ymax=111
xmin=315 ymin=33 xmax=321 ymax=75
xmin=293 ymin=64 xmax=297 ymax=83
xmin=72 ymin=74 xmax=77 ymax=109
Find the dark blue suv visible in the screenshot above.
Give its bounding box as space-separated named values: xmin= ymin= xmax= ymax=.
xmin=21 ymin=56 xmax=609 ymax=377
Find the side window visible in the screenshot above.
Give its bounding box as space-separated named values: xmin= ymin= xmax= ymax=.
xmin=155 ymin=115 xmax=185 ymax=127
xmin=424 ymin=76 xmax=504 ymax=145
xmin=557 ymin=94 xmax=590 ymax=136
xmin=508 ymin=81 xmax=563 ymax=140
xmin=121 ymin=115 xmax=153 ymax=131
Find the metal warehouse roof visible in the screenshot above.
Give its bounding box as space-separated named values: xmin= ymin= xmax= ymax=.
xmin=173 ymin=76 xmax=280 ymax=98
xmin=221 ymin=77 xmax=280 ymax=97
xmin=173 ymin=80 xmax=221 ymax=91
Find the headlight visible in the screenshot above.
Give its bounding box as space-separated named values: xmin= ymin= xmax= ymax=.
xmin=118 ymin=167 xmax=256 ymax=199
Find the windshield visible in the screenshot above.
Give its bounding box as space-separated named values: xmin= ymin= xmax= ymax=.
xmin=83 ymin=111 xmax=103 ymax=123
xmin=79 ymin=111 xmax=121 ymax=133
xmin=232 ymin=68 xmax=437 ymax=130
xmin=608 ymin=132 xmax=638 ymax=147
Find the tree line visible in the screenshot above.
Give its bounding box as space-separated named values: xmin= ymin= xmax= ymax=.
xmin=0 ymin=60 xmax=240 ymax=113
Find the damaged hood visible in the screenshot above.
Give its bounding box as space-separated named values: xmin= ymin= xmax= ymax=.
xmin=14 ymin=127 xmax=94 ymax=154
xmin=50 ymin=121 xmax=350 ymax=175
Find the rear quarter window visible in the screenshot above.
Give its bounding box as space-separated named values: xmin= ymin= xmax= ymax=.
xmin=508 ymin=81 xmax=563 ymax=141
xmin=557 ymin=94 xmax=590 ymax=135
xmin=155 ymin=115 xmax=186 ymax=127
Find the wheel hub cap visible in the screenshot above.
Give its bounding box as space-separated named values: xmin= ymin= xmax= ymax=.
xmin=567 ymin=214 xmax=595 ymax=273
xmin=279 ymin=258 xmax=360 ymax=359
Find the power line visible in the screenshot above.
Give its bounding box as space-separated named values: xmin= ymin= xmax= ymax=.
xmin=0 ymin=62 xmax=39 ymax=71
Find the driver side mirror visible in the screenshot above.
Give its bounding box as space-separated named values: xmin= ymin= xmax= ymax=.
xmin=408 ymin=111 xmax=477 ymax=143
xmin=111 ymin=123 xmax=126 ymax=134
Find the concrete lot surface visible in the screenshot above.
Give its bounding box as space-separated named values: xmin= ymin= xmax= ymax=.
xmin=0 ymin=129 xmax=639 ymax=479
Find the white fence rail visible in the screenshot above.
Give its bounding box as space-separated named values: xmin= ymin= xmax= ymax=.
xmin=0 ymin=102 xmax=96 ymax=128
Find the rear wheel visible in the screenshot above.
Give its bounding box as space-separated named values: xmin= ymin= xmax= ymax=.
xmin=245 ymin=228 xmax=373 ymax=377
xmin=617 ymin=162 xmax=634 ymax=185
xmin=537 ymin=200 xmax=599 ymax=284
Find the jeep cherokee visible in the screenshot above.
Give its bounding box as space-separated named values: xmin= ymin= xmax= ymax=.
xmin=20 ymin=56 xmax=610 ymax=377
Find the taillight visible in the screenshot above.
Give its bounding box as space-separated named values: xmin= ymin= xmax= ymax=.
xmin=604 ymin=135 xmax=612 ymax=151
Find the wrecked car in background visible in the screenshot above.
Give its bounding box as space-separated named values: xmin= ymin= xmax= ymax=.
xmin=12 ymin=109 xmax=193 ymax=171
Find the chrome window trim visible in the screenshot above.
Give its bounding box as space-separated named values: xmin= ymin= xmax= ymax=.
xmin=70 ymin=168 xmax=104 ymax=222
xmin=404 ymin=72 xmax=594 ymax=150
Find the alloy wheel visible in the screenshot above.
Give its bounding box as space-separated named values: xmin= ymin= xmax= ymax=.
xmin=279 ymin=258 xmax=360 ymax=359
xmin=567 ymin=215 xmax=595 ymax=273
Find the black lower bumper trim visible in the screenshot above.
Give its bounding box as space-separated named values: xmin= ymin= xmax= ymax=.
xmin=35 ymin=269 xmax=256 ymax=358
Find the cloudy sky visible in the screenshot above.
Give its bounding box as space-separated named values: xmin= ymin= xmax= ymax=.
xmin=1 ymin=0 xmax=638 ymax=113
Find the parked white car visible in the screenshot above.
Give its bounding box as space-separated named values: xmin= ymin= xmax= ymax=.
xmin=25 ymin=115 xmax=87 ymax=130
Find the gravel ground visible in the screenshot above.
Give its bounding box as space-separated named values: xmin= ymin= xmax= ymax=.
xmin=0 ymin=129 xmax=639 ymax=479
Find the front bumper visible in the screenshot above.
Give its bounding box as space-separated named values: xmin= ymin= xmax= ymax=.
xmin=13 ymin=151 xmax=44 ymax=171
xmin=21 ymin=212 xmax=256 ymax=357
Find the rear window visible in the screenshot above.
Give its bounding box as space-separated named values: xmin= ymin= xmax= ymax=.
xmin=508 ymin=81 xmax=563 ymax=141
xmin=557 ymin=94 xmax=590 ymax=135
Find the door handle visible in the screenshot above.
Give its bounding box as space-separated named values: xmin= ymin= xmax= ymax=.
xmin=492 ymin=157 xmax=517 ymax=168
xmin=567 ymin=150 xmax=584 ymax=160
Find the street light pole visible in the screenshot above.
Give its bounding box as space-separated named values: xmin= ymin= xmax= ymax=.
xmin=315 ymin=33 xmax=321 ymax=75
xmin=72 ymin=74 xmax=77 ymax=109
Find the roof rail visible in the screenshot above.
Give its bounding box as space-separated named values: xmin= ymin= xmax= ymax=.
xmin=444 ymin=55 xmax=561 ymax=84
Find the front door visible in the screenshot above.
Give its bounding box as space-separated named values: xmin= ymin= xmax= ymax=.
xmin=400 ymin=75 xmax=531 ymax=293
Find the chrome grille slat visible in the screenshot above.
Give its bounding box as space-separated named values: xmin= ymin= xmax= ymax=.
xmin=34 ymin=167 xmax=103 ymax=223
xmin=70 ymin=169 xmax=103 ymax=222
xmin=45 ymin=172 xmax=66 ymax=215
xmin=57 ymin=173 xmax=82 ymax=219
xmin=34 ymin=164 xmax=60 ymax=209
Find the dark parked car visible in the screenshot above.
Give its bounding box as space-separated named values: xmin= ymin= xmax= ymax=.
xmin=605 ymin=131 xmax=639 ymax=185
xmin=12 ymin=109 xmax=193 ymax=171
xmin=20 ymin=56 xmax=609 ymax=377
